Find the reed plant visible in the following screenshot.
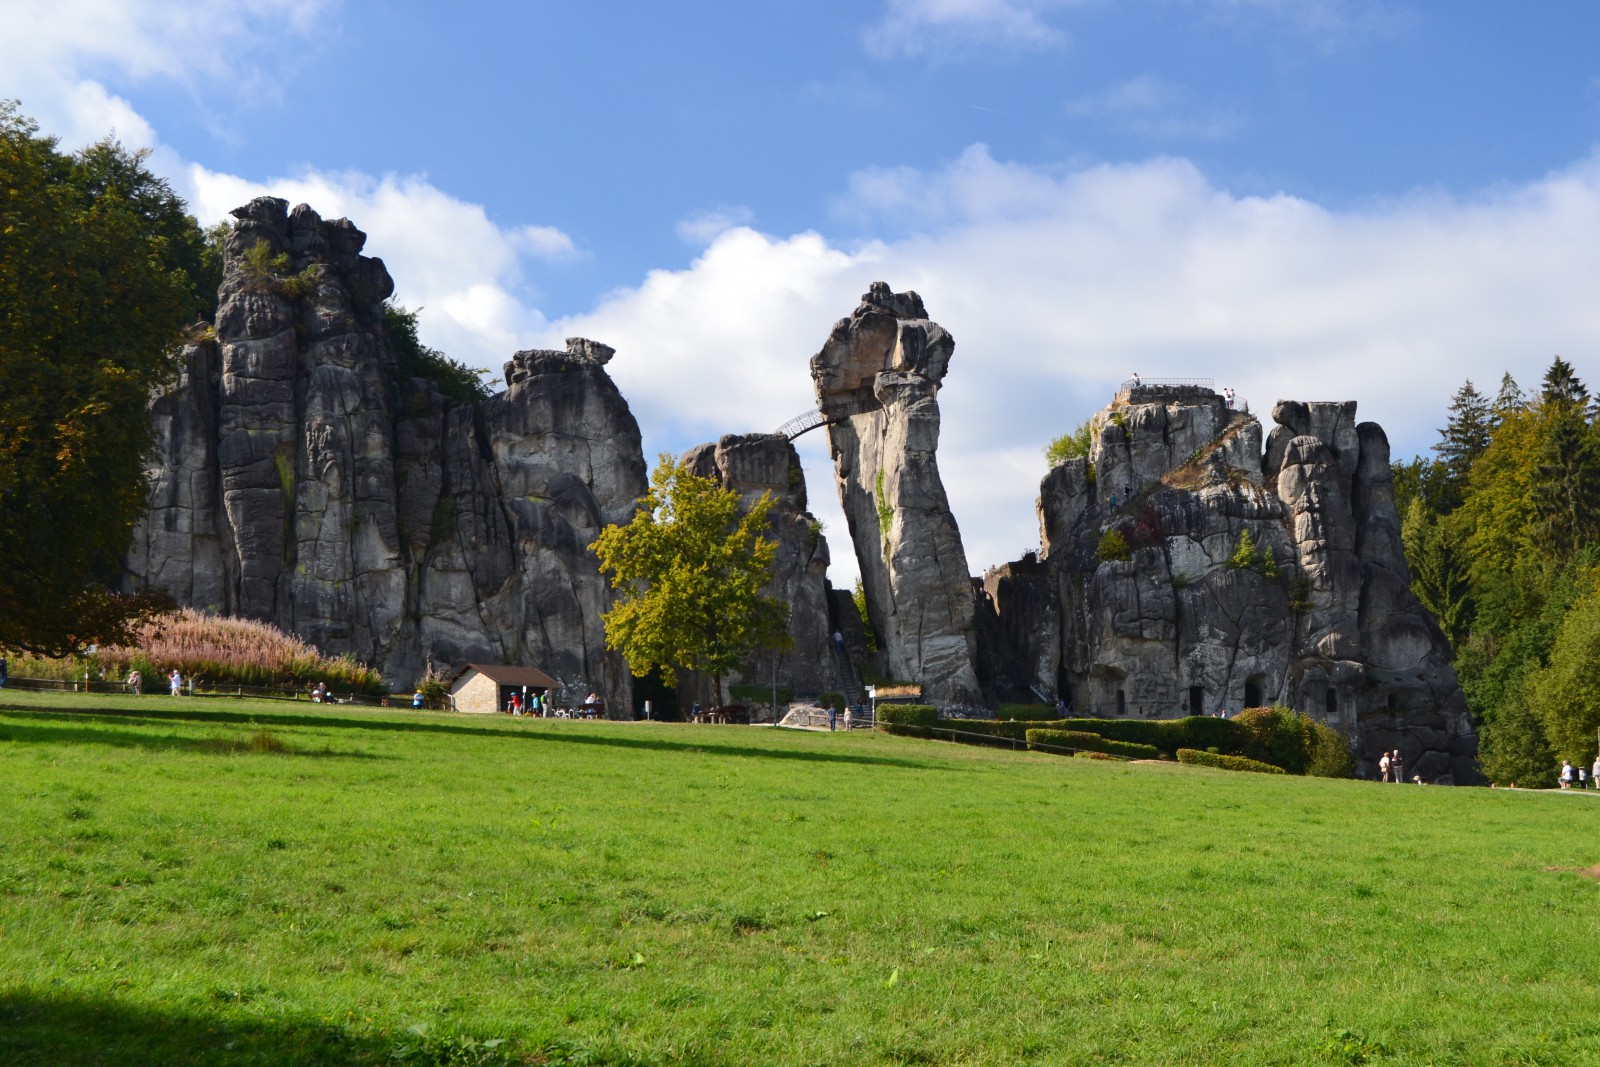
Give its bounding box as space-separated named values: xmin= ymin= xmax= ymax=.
xmin=83 ymin=609 xmax=387 ymax=694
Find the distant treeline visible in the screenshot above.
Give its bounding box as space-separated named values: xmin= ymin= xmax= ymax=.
xmin=1395 ymin=357 xmax=1600 ymax=787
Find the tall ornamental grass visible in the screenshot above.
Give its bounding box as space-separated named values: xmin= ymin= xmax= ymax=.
xmin=93 ymin=609 xmax=386 ymax=694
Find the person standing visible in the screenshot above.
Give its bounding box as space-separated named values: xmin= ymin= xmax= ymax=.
xmin=827 ymin=703 xmax=837 ymax=731
xmin=843 ymin=706 xmax=853 ymax=731
xmin=0 ymin=654 xmax=7 ymax=688
xmin=1591 ymin=755 xmax=1600 ymax=789
xmin=412 ymin=688 xmax=424 ymax=709
xmin=128 ymin=669 xmax=142 ymax=695
xmin=1559 ymin=760 xmax=1575 ymax=788
xmin=833 ymin=630 xmax=845 ymax=656
xmin=1391 ymin=749 xmax=1403 ymax=785
xmin=169 ymin=669 xmax=182 ymax=697
xmin=1378 ymin=750 xmax=1391 ymax=783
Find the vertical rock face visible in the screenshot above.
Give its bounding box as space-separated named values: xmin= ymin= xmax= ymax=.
xmin=680 ymin=433 xmax=834 ymax=700
xmin=809 ymin=283 xmax=981 ymax=707
xmin=986 ymin=384 xmax=1477 ymax=782
xmin=126 ymin=197 xmax=646 ymax=712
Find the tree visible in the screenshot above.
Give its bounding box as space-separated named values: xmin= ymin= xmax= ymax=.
xmin=0 ymin=104 xmax=187 ymax=655
xmin=1540 ymin=356 xmax=1588 ymax=409
xmin=1526 ymin=586 xmax=1600 ymax=763
xmin=1492 ymin=372 xmax=1525 ymax=423
xmin=1478 ymin=698 xmax=1556 ymax=788
xmin=1530 ymin=358 xmax=1600 ymax=555
xmin=1433 ymin=379 xmax=1493 ymax=485
xmin=1401 ymin=498 xmax=1472 ymax=649
xmin=71 ymin=135 xmax=219 ymax=321
xmin=592 ymin=454 xmax=791 ymax=707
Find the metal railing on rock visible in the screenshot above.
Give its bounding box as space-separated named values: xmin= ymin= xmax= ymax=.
xmin=1117 ymin=376 xmax=1215 ymax=396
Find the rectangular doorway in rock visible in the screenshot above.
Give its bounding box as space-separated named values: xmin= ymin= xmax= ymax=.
xmin=1188 ymin=686 xmax=1204 ymax=716
xmin=1116 ymin=689 xmax=1126 ymax=716
xmin=1325 ymin=689 xmax=1338 ymax=717
xmin=1244 ymin=675 xmax=1263 ymax=709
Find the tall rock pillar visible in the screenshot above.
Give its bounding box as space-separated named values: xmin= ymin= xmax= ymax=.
xmin=809 ymin=283 xmax=981 ymax=707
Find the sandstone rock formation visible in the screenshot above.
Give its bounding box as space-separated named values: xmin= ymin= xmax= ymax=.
xmin=126 ymin=197 xmax=646 ymax=711
xmin=981 ymin=385 xmax=1478 ymax=782
xmin=810 ymin=283 xmax=981 ymax=707
xmin=680 ymin=434 xmax=835 ymax=705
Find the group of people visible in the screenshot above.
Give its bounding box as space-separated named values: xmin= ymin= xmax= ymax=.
xmin=1557 ymin=758 xmax=1600 ymax=789
xmin=501 ymin=689 xmax=604 ymax=718
xmin=824 ymin=703 xmax=861 ymax=731
xmin=1377 ymin=749 xmax=1409 ymax=783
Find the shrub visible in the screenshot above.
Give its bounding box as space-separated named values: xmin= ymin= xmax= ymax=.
xmin=1228 ymin=528 xmax=1259 ymax=570
xmin=1234 ymin=706 xmax=1310 ymax=773
xmin=816 ymin=692 xmax=845 ymax=711
xmin=998 ymin=703 xmax=1054 ymax=720
xmin=1177 ymin=749 xmax=1286 ymax=774
xmin=1096 ymin=529 xmax=1131 ymax=562
xmin=1026 ymin=729 xmax=1160 ymax=760
xmin=1045 ymin=419 xmax=1094 ymax=469
xmin=876 ymin=704 xmax=938 ymax=727
xmin=1074 ymin=750 xmax=1116 ymax=760
xmin=385 ymin=302 xmax=491 ymax=405
xmin=1305 ymin=717 xmax=1357 ymax=778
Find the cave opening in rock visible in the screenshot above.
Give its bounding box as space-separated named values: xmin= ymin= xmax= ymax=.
xmin=1116 ymin=689 xmax=1126 ymax=716
xmin=1244 ymin=675 xmax=1263 ymax=709
xmin=1325 ymin=689 xmax=1338 ymax=717
xmin=1188 ymin=685 xmax=1204 ymax=715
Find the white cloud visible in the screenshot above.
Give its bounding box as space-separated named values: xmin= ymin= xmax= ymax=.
xmin=1065 ymin=74 xmax=1242 ymax=141
xmin=181 ymin=164 xmax=568 ymax=377
xmin=863 ymin=0 xmax=1073 ymax=58
xmin=545 ymin=144 xmax=1600 ymax=587
xmin=676 ymin=205 xmax=757 ymax=246
xmin=0 ymin=0 xmax=328 ymax=148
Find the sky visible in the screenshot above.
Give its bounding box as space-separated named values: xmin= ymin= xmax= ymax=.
xmin=8 ymin=0 xmax=1600 ymax=584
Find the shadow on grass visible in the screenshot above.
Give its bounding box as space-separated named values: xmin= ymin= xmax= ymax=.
xmin=0 ymin=717 xmax=387 ymax=760
xmin=0 ymin=991 xmax=676 ymax=1067
xmin=0 ymin=990 xmax=387 ymax=1067
xmin=0 ymin=704 xmax=956 ymax=772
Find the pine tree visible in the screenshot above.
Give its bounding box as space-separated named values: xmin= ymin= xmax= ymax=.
xmin=1532 ymin=359 xmax=1600 ymax=555
xmin=1436 ymin=379 xmax=1493 ymax=467
xmin=1492 ymin=372 xmax=1525 ymax=422
xmin=1540 ymin=356 xmax=1588 ymax=409
xmin=1433 ymin=379 xmax=1493 ymax=493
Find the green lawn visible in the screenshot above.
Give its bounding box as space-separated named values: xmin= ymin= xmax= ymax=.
xmin=1 ymin=690 xmax=1597 ymax=1066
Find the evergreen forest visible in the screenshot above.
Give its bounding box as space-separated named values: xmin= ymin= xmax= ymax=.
xmin=1396 ymin=357 xmax=1600 ymax=787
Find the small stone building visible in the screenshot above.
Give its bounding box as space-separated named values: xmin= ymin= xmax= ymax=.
xmin=448 ymin=663 xmax=559 ymax=714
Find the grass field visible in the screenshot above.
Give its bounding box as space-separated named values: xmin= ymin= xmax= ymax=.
xmin=2 ymin=690 xmax=1599 ymax=1066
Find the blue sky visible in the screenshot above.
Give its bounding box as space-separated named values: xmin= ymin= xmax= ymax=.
xmin=9 ymin=0 xmax=1600 ymax=580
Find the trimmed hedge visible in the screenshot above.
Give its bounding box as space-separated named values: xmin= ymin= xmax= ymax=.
xmin=876 ymin=705 xmax=939 ymax=736
xmin=878 ymin=706 xmax=1354 ymax=779
xmin=1026 ymin=729 xmax=1161 ymax=760
xmin=1177 ymin=748 xmax=1286 ymax=774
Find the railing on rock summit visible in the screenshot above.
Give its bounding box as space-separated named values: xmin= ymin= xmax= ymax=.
xmin=1116 ymin=376 xmax=1215 ymax=396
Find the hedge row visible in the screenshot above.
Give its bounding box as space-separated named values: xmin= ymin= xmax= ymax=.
xmin=876 ymin=705 xmax=1353 ymax=779
xmin=1176 ymin=748 xmax=1286 ymax=774
xmin=875 ymin=705 xmax=940 ymax=732
xmin=1025 ymin=729 xmax=1161 ymax=760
